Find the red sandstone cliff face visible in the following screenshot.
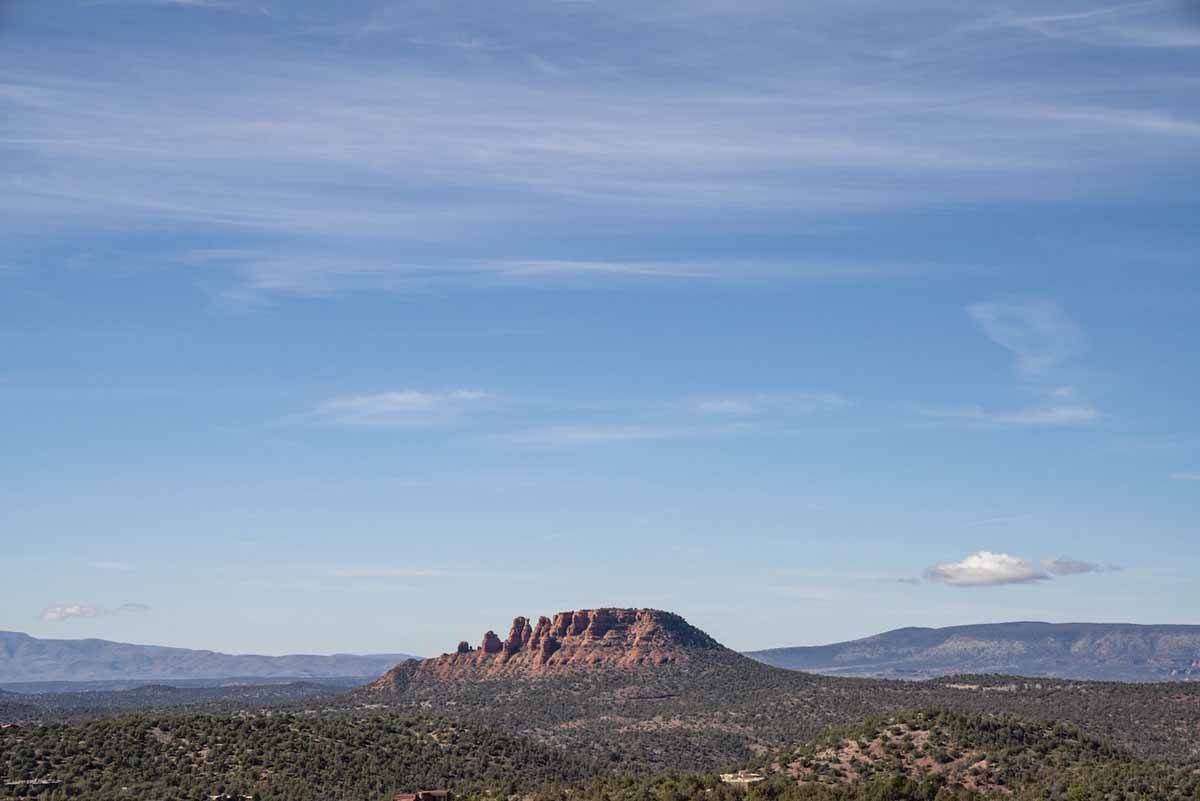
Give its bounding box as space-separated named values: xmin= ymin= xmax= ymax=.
xmin=370 ymin=608 xmax=722 ymax=687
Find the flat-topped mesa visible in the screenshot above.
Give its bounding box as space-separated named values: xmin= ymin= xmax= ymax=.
xmin=370 ymin=608 xmax=724 ymax=686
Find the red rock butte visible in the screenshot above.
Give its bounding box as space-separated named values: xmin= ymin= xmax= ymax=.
xmin=370 ymin=608 xmax=724 ymax=685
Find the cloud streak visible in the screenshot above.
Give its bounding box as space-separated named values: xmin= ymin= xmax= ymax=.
xmin=693 ymin=393 xmax=849 ymax=417
xmin=985 ymin=1 xmax=1200 ymax=49
xmin=505 ymin=425 xmax=693 ymax=447
xmin=305 ymin=390 xmax=490 ymax=428
xmin=40 ymin=603 xmax=151 ymax=622
xmin=921 ymin=403 xmax=1102 ymax=426
xmin=181 ymin=251 xmax=932 ymax=300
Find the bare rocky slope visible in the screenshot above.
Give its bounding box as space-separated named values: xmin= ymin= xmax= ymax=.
xmin=370 ymin=608 xmax=721 ymax=688
xmin=0 ymin=630 xmax=417 ymax=683
xmin=745 ymin=622 xmax=1200 ymax=681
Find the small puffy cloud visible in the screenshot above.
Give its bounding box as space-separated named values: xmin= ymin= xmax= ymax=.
xmin=40 ymin=603 xmax=151 ymax=622
xmin=924 ymin=550 xmax=1118 ymax=587
xmin=40 ymin=605 xmax=102 ymax=622
xmin=925 ymin=550 xmax=1049 ymax=587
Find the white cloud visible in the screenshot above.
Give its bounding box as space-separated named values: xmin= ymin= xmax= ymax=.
xmin=924 ymin=550 xmax=1116 ymax=587
xmin=302 ymin=388 xmax=846 ymax=441
xmin=40 ymin=605 xmax=102 ymax=622
xmin=694 ymin=392 xmax=848 ymax=416
xmin=967 ymin=300 xmax=1085 ymax=377
xmin=1171 ymin=471 xmax=1200 ymax=481
xmin=921 ymin=403 xmax=1102 ymax=426
xmin=308 ymin=389 xmax=489 ymax=427
xmin=925 ymin=550 xmax=1049 ymax=587
xmin=507 ymin=425 xmax=689 ymax=447
xmin=40 ymin=602 xmax=151 ymax=622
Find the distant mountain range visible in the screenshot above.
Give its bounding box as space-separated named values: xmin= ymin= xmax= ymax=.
xmin=9 ymin=619 xmax=1199 ymax=687
xmin=0 ymin=631 xmax=417 ymax=684
xmin=746 ymin=622 xmax=1200 ymax=681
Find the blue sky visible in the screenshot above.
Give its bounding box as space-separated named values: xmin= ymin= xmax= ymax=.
xmin=1 ymin=0 xmax=1198 ymax=657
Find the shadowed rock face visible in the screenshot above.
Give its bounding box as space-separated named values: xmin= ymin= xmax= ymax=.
xmin=370 ymin=608 xmax=724 ymax=686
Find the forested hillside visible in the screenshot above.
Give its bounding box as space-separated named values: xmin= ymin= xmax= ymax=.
xmin=0 ymin=711 xmax=594 ymax=801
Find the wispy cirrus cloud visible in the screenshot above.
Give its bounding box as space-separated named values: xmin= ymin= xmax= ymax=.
xmin=967 ymin=300 xmax=1086 ymax=378
xmin=924 ymin=550 xmax=1118 ymax=587
xmin=926 ymin=300 xmax=1101 ymax=427
xmin=921 ymin=403 xmax=1102 ymax=426
xmin=304 ymin=389 xmax=490 ymax=428
xmin=4 ymin=0 xmax=1200 ymax=303
xmin=301 ymin=387 xmax=848 ymax=445
xmin=505 ymin=425 xmax=692 ymax=447
xmin=693 ymin=392 xmax=849 ymax=417
xmin=1171 ymin=471 xmax=1200 ymax=481
xmin=40 ymin=602 xmax=151 ymax=622
xmin=181 ymin=250 xmax=932 ymax=300
xmin=502 ymin=390 xmax=849 ymax=446
xmin=982 ymin=1 xmax=1200 ymax=49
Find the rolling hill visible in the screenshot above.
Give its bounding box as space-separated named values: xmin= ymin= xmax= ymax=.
xmin=0 ymin=630 xmax=417 ymax=684
xmin=745 ymin=622 xmax=1200 ymax=681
